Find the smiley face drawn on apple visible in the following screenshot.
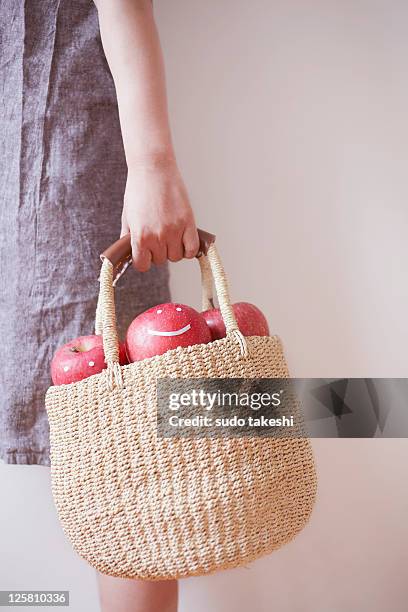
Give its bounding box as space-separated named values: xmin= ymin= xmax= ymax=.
xmin=125 ymin=303 xmax=212 ymax=362
xmin=148 ymin=306 xmax=191 ymax=337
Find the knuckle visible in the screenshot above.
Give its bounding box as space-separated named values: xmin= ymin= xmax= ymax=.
xmin=131 ymin=247 xmax=150 ymax=273
xmin=134 ymin=260 xmax=150 ymax=273
xmin=131 ymin=234 xmax=142 ymax=250
xmin=184 ymin=247 xmax=197 ymax=259
xmin=168 ymin=252 xmax=182 ymax=263
xmin=153 ymin=254 xmax=166 ymax=266
xmin=158 ymin=225 xmax=178 ymax=242
xmin=135 ymin=229 xmax=156 ymax=249
xmin=135 ymin=234 xmax=148 ymax=249
xmin=184 ymin=229 xmax=200 ymax=259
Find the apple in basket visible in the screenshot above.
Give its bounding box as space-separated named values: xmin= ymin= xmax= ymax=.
xmin=203 ymin=302 xmax=269 ymax=341
xmin=125 ymin=303 xmax=212 ymax=362
xmin=51 ymin=335 xmax=128 ymax=385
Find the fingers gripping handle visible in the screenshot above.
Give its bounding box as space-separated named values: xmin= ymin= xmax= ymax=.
xmin=95 ymin=228 xmax=216 ymax=334
xmin=97 ymin=230 xmax=247 ymax=389
xmin=101 ymin=228 xmax=216 ymax=279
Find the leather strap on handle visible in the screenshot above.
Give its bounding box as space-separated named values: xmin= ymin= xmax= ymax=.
xmin=101 ymin=228 xmax=216 ymax=276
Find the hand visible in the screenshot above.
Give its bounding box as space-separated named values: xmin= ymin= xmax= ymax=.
xmin=121 ymin=156 xmax=199 ymax=272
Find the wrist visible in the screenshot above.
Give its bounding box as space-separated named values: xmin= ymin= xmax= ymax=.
xmin=126 ymin=148 xmax=177 ymax=171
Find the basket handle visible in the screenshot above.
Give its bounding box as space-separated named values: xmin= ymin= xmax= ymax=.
xmin=102 ymin=228 xmax=216 ymax=280
xmin=95 ymin=229 xmax=215 ymax=335
xmin=97 ymin=230 xmax=248 ymax=389
xmin=198 ymin=254 xmax=215 ymax=310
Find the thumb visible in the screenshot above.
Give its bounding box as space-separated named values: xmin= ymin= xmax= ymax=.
xmin=120 ymin=211 xmax=130 ymax=239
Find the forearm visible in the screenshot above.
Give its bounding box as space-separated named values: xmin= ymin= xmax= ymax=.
xmin=94 ymin=0 xmax=198 ymax=270
xmin=94 ymin=0 xmax=174 ymax=164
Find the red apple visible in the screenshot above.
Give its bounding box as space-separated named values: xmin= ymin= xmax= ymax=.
xmin=125 ymin=303 xmax=212 ymax=362
xmin=51 ymin=335 xmax=128 ymax=385
xmin=203 ymin=302 xmax=269 ymax=341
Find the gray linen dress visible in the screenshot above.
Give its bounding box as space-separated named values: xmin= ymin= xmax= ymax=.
xmin=0 ymin=0 xmax=170 ymax=465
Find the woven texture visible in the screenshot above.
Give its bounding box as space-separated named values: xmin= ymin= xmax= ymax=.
xmin=45 ymin=245 xmax=317 ymax=580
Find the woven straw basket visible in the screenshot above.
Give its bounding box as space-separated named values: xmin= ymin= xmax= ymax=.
xmin=45 ymin=230 xmax=317 ymax=581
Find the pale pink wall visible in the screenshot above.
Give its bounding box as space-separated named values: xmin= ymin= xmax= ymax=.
xmin=162 ymin=0 xmax=408 ymax=609
xmin=165 ymin=0 xmax=408 ymax=378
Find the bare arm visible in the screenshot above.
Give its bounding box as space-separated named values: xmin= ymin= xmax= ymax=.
xmin=94 ymin=0 xmax=199 ymax=271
